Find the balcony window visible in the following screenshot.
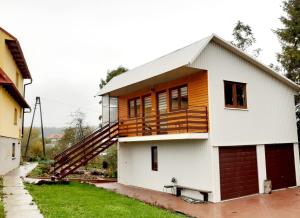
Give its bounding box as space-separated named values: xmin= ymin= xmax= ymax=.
xmin=170 ymin=85 xmax=188 ymax=111
xmin=128 ymin=98 xmax=141 ymax=118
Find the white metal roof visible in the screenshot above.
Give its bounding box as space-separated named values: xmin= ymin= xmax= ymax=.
xmin=97 ymin=34 xmax=300 ymax=96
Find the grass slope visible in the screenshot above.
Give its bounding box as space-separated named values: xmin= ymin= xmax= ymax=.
xmin=26 ymin=182 xmax=184 ymax=218
xmin=0 ymin=177 xmax=4 ymax=218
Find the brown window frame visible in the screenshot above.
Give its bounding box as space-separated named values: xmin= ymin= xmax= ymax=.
xmin=128 ymin=97 xmax=141 ymax=118
xmin=151 ymin=146 xmax=158 ymax=171
xmin=224 ymin=81 xmax=247 ymax=109
xmin=169 ymin=84 xmax=188 ymax=111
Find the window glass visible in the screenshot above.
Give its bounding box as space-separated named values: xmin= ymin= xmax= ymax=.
xmin=129 ymin=99 xmax=135 ymax=118
xmin=16 ymin=72 xmax=19 ymax=88
xmin=143 ymin=96 xmax=152 ymax=117
xmin=170 ymin=85 xmax=188 ymax=110
xmin=151 ymin=146 xmax=158 ymax=171
xmin=224 ymin=82 xmax=233 ymax=106
xmin=136 ymin=98 xmax=141 ymax=117
xmin=224 ymin=81 xmax=247 ymax=108
xmin=157 ymin=92 xmax=167 ymax=114
xmin=236 ymin=84 xmax=245 ymax=106
xmin=171 ymin=89 xmax=179 ymax=110
xmin=14 ymin=108 xmax=17 ymax=125
xmin=12 ymin=143 xmax=15 ymax=158
xmin=180 ymin=86 xmax=188 ymax=109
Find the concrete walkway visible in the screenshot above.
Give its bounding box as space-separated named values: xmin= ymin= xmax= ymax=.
xmin=3 ymin=163 xmax=43 ymax=218
xmin=95 ymin=182 xmax=300 ymax=218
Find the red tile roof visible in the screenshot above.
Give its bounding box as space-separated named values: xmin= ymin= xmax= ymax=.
xmin=0 ymin=67 xmax=30 ymax=108
xmin=0 ymin=27 xmax=32 ymax=79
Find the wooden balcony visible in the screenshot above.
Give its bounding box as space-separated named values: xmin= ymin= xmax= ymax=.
xmin=118 ymin=106 xmax=208 ymax=137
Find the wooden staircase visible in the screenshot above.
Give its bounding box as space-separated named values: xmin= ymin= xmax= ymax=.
xmin=51 ymin=122 xmax=119 ymax=179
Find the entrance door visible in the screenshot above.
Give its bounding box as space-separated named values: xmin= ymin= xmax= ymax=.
xmin=156 ymin=91 xmax=167 ymax=134
xmin=142 ymin=95 xmax=152 ymax=135
xmin=265 ymin=144 xmax=296 ymax=190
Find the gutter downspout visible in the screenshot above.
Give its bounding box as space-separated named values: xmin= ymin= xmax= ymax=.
xmin=22 ymin=78 xmax=32 ymax=136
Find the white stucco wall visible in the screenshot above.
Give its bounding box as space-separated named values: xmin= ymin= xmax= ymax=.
xmin=118 ymin=139 xmax=217 ymax=201
xmin=293 ymin=143 xmax=300 ymax=186
xmin=256 ymin=144 xmax=267 ymax=193
xmin=0 ymin=136 xmax=20 ymax=175
xmin=190 ymin=42 xmax=298 ymax=146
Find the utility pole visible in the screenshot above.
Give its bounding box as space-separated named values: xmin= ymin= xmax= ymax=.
xmin=24 ymin=97 xmax=46 ymax=159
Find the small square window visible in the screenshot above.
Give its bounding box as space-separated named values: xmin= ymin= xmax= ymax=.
xmin=224 ymin=81 xmax=247 ymax=109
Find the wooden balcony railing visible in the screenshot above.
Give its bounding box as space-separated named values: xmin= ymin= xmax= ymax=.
xmin=118 ymin=106 xmax=208 ymax=137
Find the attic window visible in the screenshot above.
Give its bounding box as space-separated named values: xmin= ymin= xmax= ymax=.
xmin=224 ymin=81 xmax=247 ymax=109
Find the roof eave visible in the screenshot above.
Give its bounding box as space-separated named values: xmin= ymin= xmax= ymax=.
xmin=5 ymin=39 xmax=32 ymax=80
xmin=210 ymin=34 xmax=300 ymax=92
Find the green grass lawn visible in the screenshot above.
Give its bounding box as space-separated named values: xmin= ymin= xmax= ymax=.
xmin=0 ymin=176 xmax=4 ymax=218
xmin=26 ymin=182 xmax=184 ymax=218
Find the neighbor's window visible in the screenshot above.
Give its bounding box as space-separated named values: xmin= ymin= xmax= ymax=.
xmin=170 ymin=85 xmax=188 ymax=111
xmin=14 ymin=108 xmax=17 ymax=125
xmin=224 ymin=81 xmax=247 ymax=109
xmin=128 ymin=97 xmax=141 ymax=118
xmin=12 ymin=143 xmax=15 ymax=158
xmin=16 ymin=71 xmax=19 ymax=88
xmin=151 ymin=146 xmax=158 ymax=171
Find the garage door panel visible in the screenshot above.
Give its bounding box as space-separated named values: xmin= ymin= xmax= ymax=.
xmin=265 ymin=144 xmax=296 ymax=190
xmin=219 ymin=146 xmax=259 ymax=200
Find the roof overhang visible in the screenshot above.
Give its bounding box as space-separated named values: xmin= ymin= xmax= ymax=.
xmin=97 ymin=34 xmax=300 ymax=96
xmin=210 ymin=35 xmax=300 ymax=92
xmin=0 ymin=68 xmax=30 ymax=108
xmin=5 ymin=39 xmax=32 ymax=79
xmin=107 ymin=66 xmax=204 ymax=96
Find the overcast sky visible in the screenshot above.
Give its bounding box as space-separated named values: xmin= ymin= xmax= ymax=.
xmin=0 ymin=0 xmax=284 ymax=127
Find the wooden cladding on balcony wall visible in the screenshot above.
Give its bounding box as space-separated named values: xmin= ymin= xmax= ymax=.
xmin=118 ymin=71 xmax=208 ymax=136
xmin=118 ymin=71 xmax=208 ymax=121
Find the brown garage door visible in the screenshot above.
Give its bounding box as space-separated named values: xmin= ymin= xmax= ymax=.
xmin=219 ymin=146 xmax=259 ymax=200
xmin=265 ymin=144 xmax=296 ymax=190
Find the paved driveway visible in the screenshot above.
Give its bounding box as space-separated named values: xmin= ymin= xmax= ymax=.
xmin=3 ymin=163 xmax=43 ymax=218
xmin=95 ymin=183 xmax=300 ymax=218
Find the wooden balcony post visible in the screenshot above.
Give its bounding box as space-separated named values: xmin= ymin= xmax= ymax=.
xmin=205 ymin=106 xmax=208 ymax=132
xmin=136 ymin=117 xmax=138 ymax=136
xmin=186 ymin=109 xmax=188 ymax=133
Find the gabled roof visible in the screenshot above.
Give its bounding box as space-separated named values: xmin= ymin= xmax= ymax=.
xmin=97 ymin=34 xmax=300 ymax=96
xmin=0 ymin=27 xmax=32 ymax=79
xmin=0 ymin=67 xmax=30 ymax=108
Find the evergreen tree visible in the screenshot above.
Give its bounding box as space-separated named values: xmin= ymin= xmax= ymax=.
xmin=274 ymin=0 xmax=300 ymax=83
xmin=99 ymin=66 xmax=128 ymax=89
xmin=232 ymin=20 xmax=262 ymax=57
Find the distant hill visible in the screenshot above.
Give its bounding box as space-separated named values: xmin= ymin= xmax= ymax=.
xmin=24 ymin=126 xmax=97 ymax=138
xmin=43 ymin=127 xmax=64 ymax=137
xmin=23 ymin=127 xmax=65 ymax=138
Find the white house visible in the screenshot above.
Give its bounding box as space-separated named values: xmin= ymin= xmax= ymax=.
xmin=95 ymin=34 xmax=300 ymax=202
xmin=54 ymin=34 xmax=299 ymax=203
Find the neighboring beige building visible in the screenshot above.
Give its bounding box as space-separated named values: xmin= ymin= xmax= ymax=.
xmin=0 ymin=27 xmax=32 ymax=175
